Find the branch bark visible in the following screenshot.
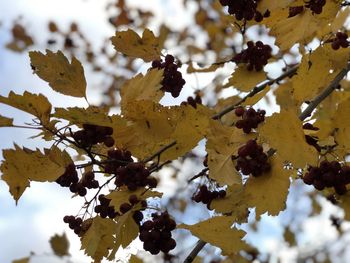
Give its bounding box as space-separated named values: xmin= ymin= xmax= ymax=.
xmin=299 ymin=63 xmax=350 ymax=121
xmin=183 ymin=240 xmax=207 ymax=263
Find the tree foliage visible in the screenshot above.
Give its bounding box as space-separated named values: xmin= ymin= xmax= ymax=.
xmin=2 ymin=0 xmax=350 ymax=262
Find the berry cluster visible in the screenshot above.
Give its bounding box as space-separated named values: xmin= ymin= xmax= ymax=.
xmin=302 ymin=161 xmax=350 ymax=195
xmin=72 ymin=124 xmax=114 ymax=147
xmin=331 ymin=32 xmax=349 ymax=50
xmin=69 ymin=176 xmax=99 ymax=197
xmin=63 ymin=215 xmax=83 ymax=235
xmin=180 ymin=94 xmax=202 ymax=109
xmin=114 ymin=162 xmax=157 ymax=191
xmin=305 ymin=0 xmax=326 ymax=14
xmin=139 ymin=212 xmax=176 ymax=255
xmin=151 ymin=55 xmax=186 ymax=98
xmin=104 ymin=148 xmax=133 ymax=174
xmin=235 ymin=140 xmax=271 ymax=177
xmin=94 ymin=194 xmax=119 ymax=219
xmin=192 ymin=185 xmax=226 ymax=209
xmin=219 ymin=0 xmax=270 ymax=22
xmin=56 ymin=163 xmax=79 ymax=187
xmin=235 ymin=107 xmax=266 ymax=133
xmin=57 ymin=168 xmax=99 ymax=197
xmin=232 ymin=41 xmax=272 ymax=71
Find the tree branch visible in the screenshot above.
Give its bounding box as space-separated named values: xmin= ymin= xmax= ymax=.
xmin=212 ymin=64 xmax=298 ymax=120
xmin=299 ymin=63 xmax=350 ymax=121
xmin=183 ymin=240 xmax=207 ymax=263
xmin=142 ymin=141 xmax=177 ymax=163
xmin=188 ymin=168 xmax=209 ymax=183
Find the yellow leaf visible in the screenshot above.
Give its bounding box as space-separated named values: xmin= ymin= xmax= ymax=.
xmin=12 ymin=257 xmax=30 ymax=263
xmin=53 ymin=106 xmax=126 ymax=129
xmin=258 ymin=110 xmax=318 ymax=167
xmin=212 ymin=155 xmax=291 ymax=218
xmin=108 ymin=211 xmax=139 ymax=260
xmin=115 ymin=101 xmax=211 ymax=161
xmin=49 ymin=233 xmax=70 ymax=257
xmin=334 ymin=98 xmax=350 ymax=153
xmin=264 ymin=0 xmax=339 ymax=50
xmin=206 ymin=120 xmax=255 ymax=185
xmin=224 ymin=66 xmax=266 ymax=92
xmin=81 ymin=216 xmax=116 ymax=262
xmin=257 ymin=0 xmax=290 ymax=12
xmin=107 ymin=188 xmax=162 ymax=214
xmin=210 ymin=184 xmax=250 ymax=223
xmin=116 ymin=211 xmax=139 ymax=248
xmin=312 ymin=91 xmax=349 ymax=140
xmin=0 ymin=115 xmax=13 ymax=127
xmin=242 ymin=85 xmax=270 ymax=106
xmin=214 ymin=96 xmax=242 ymax=126
xmin=179 ymin=216 xmax=248 ymax=255
xmin=29 ymin=50 xmax=87 ymax=98
xmin=45 ymin=146 xmax=73 ymax=168
xmin=187 ymin=62 xmax=223 ymax=73
xmin=0 ymin=91 xmax=51 ymax=125
xmin=120 ymin=69 xmax=164 ymax=113
xmin=1 ymin=145 xmax=69 ymax=203
xmin=243 ymin=154 xmax=291 ymax=217
xmin=274 ymin=82 xmax=300 ymax=114
xmin=111 ymin=29 xmax=161 ymax=62
xmin=293 ymin=46 xmax=349 ymax=104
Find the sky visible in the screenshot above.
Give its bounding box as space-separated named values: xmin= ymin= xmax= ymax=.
xmin=1 ymin=1 xmax=349 ymax=263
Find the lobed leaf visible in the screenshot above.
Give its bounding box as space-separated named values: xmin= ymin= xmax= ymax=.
xmin=1 ymin=145 xmax=71 ymax=203
xmin=29 ymin=50 xmax=87 ymax=98
xmin=111 ymin=29 xmax=161 ymax=62
xmin=224 ymin=66 xmax=266 ymax=92
xmin=258 ymin=110 xmax=318 ymax=168
xmin=0 ymin=91 xmax=51 ymax=125
xmin=179 ymin=216 xmax=248 ymax=255
xmin=120 ymin=68 xmax=164 ymax=113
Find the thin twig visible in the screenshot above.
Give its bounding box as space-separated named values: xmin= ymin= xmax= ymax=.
xmin=149 ymin=160 xmax=172 ymax=173
xmin=142 ymin=141 xmax=177 ymax=163
xmin=299 ymin=63 xmax=350 ymax=121
xmin=183 ymin=240 xmax=207 ymax=263
xmin=212 ymin=64 xmax=299 ymax=120
xmin=188 ymin=168 xmax=209 ymax=183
